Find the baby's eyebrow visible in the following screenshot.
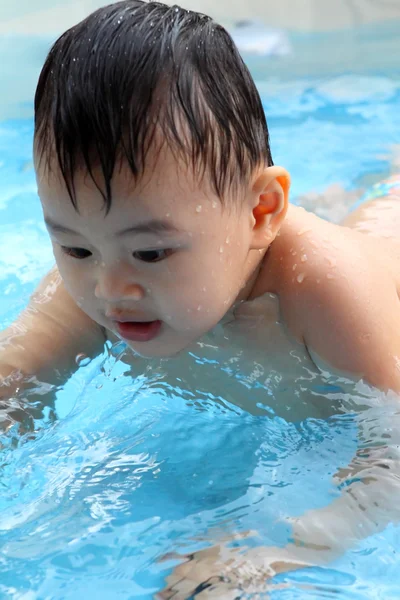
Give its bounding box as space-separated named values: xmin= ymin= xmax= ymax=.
xmin=44 ymin=217 xmax=181 ymax=237
xmin=117 ymin=220 xmax=180 ymax=236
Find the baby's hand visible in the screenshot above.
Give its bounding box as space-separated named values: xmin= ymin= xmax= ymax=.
xmin=157 ymin=543 xmax=311 ymax=599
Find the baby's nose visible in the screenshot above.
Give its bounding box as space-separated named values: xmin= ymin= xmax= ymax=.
xmin=94 ymin=267 xmax=145 ymax=302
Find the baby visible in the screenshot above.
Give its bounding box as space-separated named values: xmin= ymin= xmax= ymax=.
xmin=2 ymin=0 xmax=400 ymax=596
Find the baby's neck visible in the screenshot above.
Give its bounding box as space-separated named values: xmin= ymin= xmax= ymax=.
xmin=236 ymin=248 xmax=269 ymax=304
xmin=247 ymin=204 xmax=313 ymax=301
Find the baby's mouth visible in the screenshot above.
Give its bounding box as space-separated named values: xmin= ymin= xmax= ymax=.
xmin=115 ymin=320 xmax=162 ymax=342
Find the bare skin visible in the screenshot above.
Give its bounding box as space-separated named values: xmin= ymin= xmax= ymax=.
xmin=258 ymin=200 xmax=400 ymax=392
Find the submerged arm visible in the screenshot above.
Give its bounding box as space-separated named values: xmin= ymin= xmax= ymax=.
xmin=0 ymin=266 xmax=106 ymax=429
xmin=289 ymin=405 xmax=400 ymax=557
xmin=158 ymin=408 xmax=400 ymax=600
xmin=277 ymin=243 xmax=400 ymax=564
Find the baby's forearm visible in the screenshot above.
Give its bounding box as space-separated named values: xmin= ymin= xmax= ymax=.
xmin=290 ymin=448 xmax=400 ymax=556
xmin=0 ymin=368 xmax=57 ymax=433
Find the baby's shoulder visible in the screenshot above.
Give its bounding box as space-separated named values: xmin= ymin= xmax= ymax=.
xmin=262 ymin=206 xmax=400 ymax=390
xmin=279 ymin=205 xmax=400 ymax=288
xmin=269 ymin=205 xmax=367 ymax=299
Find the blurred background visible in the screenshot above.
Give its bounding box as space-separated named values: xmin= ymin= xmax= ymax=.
xmin=2 ymin=0 xmax=400 ymax=121
xmin=2 ymin=0 xmax=400 ymax=31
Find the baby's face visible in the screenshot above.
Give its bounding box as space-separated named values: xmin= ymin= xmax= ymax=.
xmin=36 ymin=148 xmax=262 ymax=357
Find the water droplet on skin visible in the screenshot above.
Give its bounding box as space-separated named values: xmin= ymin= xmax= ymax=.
xmin=146 ymin=288 xmax=152 ymax=294
xmin=197 ymin=305 xmax=202 ymax=311
xmin=219 ymin=246 xmax=224 ymax=253
xmin=165 ymin=212 xmax=171 ymax=218
xmin=326 ymin=257 xmax=336 ymax=267
xmin=225 ymin=237 xmax=230 ymax=244
xmin=75 ymin=353 xmax=91 ymax=367
xmin=212 ymin=200 xmax=218 ymax=209
xmin=297 ymin=227 xmax=311 ymax=236
xmin=316 ymin=279 xmax=321 ymax=284
xmin=297 ymin=273 xmax=305 ymax=283
xmin=202 ymin=287 xmax=207 ymax=292
xmin=292 ymin=264 xmax=297 ymax=271
xmin=301 ymin=254 xmax=307 ymax=262
xmin=310 ymin=240 xmax=319 ymax=248
xmin=196 ymin=205 xmax=202 ymax=213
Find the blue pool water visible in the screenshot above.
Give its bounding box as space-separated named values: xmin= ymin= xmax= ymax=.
xmin=1 ymin=21 xmax=400 ymax=600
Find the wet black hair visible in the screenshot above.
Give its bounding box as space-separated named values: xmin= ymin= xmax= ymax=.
xmin=34 ymin=0 xmax=273 ymax=212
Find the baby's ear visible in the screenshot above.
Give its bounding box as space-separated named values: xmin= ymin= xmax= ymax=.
xmin=250 ymin=166 xmax=290 ymax=249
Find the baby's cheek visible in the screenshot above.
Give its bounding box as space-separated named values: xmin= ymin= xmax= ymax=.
xmin=183 ymin=289 xmax=230 ymax=330
xmin=161 ymin=291 xmax=207 ymax=331
xmin=56 ymin=259 xmax=91 ymax=304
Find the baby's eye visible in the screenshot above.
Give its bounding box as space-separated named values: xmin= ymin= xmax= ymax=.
xmin=133 ymin=249 xmax=171 ymax=263
xmin=61 ymin=246 xmax=92 ymax=260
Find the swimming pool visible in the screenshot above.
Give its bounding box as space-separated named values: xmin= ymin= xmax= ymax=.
xmin=1 ymin=17 xmax=400 ymax=600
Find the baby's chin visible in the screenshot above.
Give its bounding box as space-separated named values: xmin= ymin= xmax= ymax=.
xmin=126 ymin=344 xmax=183 ymax=359
xmin=123 ymin=335 xmax=192 ymax=360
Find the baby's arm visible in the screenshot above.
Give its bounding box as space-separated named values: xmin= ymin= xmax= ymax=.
xmin=251 ymin=420 xmax=400 ymax=586
xmin=0 ymin=266 xmax=105 ymax=417
xmin=264 ymin=250 xmax=400 ymax=578
xmin=158 ymin=425 xmax=400 ymax=599
xmin=289 ymin=428 xmax=400 ymax=555
xmin=271 ymin=229 xmax=400 ymax=561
